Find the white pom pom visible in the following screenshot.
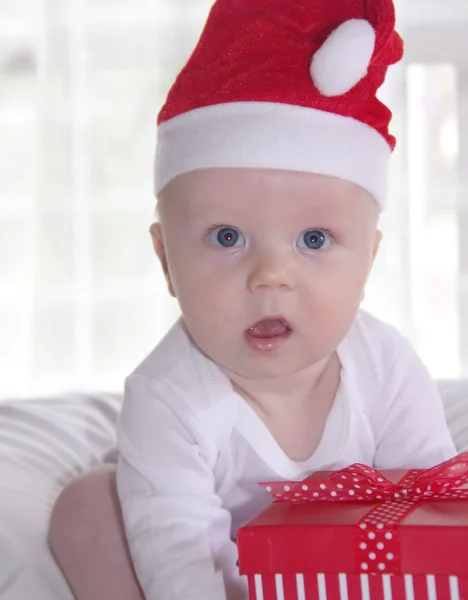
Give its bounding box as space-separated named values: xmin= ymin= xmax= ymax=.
xmin=310 ymin=19 xmax=376 ymax=97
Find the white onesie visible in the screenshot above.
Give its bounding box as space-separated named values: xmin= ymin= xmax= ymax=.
xmin=116 ymin=310 xmax=455 ymax=600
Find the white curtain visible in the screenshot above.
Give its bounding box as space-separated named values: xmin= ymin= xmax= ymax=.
xmin=0 ymin=0 xmax=466 ymax=397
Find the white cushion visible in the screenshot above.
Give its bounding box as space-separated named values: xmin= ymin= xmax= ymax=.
xmin=0 ymin=392 xmax=121 ymax=599
xmin=438 ymin=380 xmax=468 ymax=452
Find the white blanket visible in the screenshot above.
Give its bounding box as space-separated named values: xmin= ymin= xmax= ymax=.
xmin=0 ymin=393 xmax=121 ymax=599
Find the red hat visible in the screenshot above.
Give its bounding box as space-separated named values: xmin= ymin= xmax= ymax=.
xmin=155 ymin=0 xmax=403 ymax=209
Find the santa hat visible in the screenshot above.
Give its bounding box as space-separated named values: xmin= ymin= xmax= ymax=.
xmin=155 ymin=0 xmax=404 ymax=209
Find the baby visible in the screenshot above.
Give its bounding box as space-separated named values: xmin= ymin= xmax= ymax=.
xmin=48 ymin=1 xmax=456 ymax=599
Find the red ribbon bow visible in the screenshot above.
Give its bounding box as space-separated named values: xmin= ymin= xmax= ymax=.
xmin=261 ymin=452 xmax=468 ymax=503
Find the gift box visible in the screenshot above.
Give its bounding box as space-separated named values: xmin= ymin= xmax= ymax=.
xmin=237 ymin=454 xmax=468 ymax=600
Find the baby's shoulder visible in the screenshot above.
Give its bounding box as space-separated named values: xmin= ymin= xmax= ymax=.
xmin=341 ymin=310 xmax=412 ymax=390
xmin=125 ymin=319 xmax=234 ymax=428
xmin=131 ymin=318 xmax=195 ymax=381
xmin=349 ymin=309 xmax=407 ymax=354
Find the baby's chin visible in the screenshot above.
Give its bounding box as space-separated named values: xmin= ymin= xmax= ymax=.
xmin=183 ymin=326 xmax=288 ymax=378
xmin=211 ymin=347 xmax=329 ymax=384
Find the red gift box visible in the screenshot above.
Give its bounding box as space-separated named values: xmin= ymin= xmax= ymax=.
xmin=237 ymin=454 xmax=468 ymax=600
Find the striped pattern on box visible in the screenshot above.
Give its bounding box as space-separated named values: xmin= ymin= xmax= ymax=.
xmin=247 ymin=573 xmax=465 ymax=600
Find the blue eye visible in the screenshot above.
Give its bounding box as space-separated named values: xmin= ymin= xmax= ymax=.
xmin=209 ymin=227 xmax=245 ymax=248
xmin=298 ymin=229 xmax=333 ymax=250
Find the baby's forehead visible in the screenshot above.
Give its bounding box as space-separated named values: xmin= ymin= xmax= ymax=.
xmin=159 ymin=168 xmax=377 ymax=221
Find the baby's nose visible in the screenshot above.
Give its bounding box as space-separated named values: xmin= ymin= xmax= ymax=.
xmin=247 ymin=251 xmax=296 ymax=293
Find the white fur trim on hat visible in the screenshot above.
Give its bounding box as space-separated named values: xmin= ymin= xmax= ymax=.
xmin=155 ymin=102 xmax=391 ymax=208
xmin=310 ymin=19 xmax=376 ymax=97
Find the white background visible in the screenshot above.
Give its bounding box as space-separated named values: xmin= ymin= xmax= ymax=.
xmin=0 ymin=0 xmax=466 ymax=397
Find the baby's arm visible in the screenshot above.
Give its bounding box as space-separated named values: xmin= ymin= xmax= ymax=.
xmin=373 ymin=339 xmax=456 ymax=470
xmin=116 ymin=374 xmax=246 ymax=600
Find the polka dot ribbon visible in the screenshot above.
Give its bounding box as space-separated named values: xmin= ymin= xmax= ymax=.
xmin=261 ymin=453 xmax=468 ymax=504
xmin=260 ymin=453 xmax=468 ymax=575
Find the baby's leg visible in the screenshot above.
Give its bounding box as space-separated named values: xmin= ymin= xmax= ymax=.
xmin=49 ymin=464 xmax=144 ymax=600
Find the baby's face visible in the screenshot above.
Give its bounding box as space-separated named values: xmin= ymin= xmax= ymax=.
xmin=153 ymin=168 xmax=381 ymax=381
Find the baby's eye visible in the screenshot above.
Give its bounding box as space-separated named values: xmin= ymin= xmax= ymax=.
xmin=297 ymin=229 xmax=333 ymax=250
xmin=209 ymin=227 xmax=245 ymax=248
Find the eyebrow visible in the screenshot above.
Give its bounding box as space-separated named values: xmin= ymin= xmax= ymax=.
xmin=175 ymin=190 xmax=369 ymax=225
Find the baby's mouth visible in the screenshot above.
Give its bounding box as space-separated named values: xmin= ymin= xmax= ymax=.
xmin=246 ymin=317 xmax=292 ymax=338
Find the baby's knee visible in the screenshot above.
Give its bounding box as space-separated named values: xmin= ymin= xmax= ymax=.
xmin=49 ymin=465 xmax=119 ymax=555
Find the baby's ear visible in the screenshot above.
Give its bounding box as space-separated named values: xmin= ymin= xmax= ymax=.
xmin=149 ymin=223 xmax=176 ymax=297
xmin=372 ymin=229 xmax=383 ymax=264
